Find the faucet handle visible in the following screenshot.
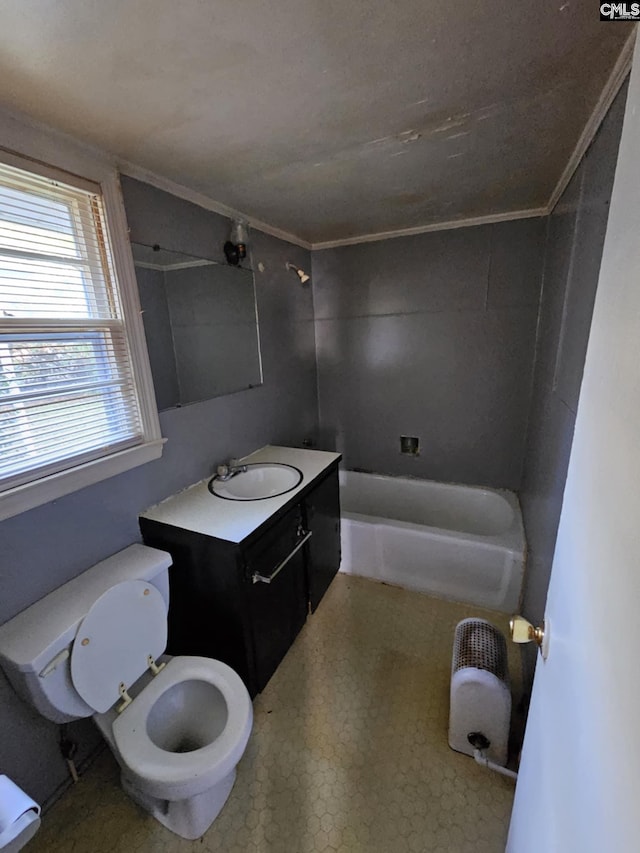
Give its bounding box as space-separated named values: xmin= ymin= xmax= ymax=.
xmin=217 ymin=464 xmax=229 ymax=477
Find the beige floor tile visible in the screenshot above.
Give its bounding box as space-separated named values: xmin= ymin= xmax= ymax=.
xmin=29 ymin=574 xmax=518 ymax=853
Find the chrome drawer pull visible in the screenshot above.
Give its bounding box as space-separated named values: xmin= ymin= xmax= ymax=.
xmin=251 ymin=531 xmax=312 ymax=584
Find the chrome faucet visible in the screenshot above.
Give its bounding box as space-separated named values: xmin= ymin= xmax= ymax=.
xmin=216 ymin=460 xmax=248 ymax=481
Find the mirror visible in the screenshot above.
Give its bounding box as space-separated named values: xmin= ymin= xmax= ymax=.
xmin=132 ymin=243 xmax=262 ymax=410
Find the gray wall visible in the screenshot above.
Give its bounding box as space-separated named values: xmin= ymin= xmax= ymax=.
xmin=519 ymin=83 xmax=628 ymax=637
xmin=0 ymin=176 xmax=318 ymax=807
xmin=313 ymin=220 xmax=546 ymax=490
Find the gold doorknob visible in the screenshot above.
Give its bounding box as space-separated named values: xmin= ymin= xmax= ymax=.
xmin=510 ymin=615 xmax=545 ymax=647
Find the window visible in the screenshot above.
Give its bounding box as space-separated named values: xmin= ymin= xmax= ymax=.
xmin=0 ymin=152 xmax=162 ymax=519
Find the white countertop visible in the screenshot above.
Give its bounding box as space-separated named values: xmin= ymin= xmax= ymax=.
xmin=140 ymin=445 xmax=341 ymax=543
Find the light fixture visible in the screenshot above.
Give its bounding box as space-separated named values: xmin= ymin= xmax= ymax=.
xmin=286 ymin=262 xmax=311 ymax=284
xmin=224 ymin=219 xmax=249 ymax=266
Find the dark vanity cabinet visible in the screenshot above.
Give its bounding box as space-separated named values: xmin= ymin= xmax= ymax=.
xmin=139 ymin=462 xmax=340 ymax=697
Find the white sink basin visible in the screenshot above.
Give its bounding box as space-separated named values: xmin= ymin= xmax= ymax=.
xmin=209 ymin=463 xmax=303 ymax=500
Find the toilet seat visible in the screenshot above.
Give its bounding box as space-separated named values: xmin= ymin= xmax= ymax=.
xmin=70 ymin=580 xmax=167 ymax=713
xmin=112 ymin=656 xmax=253 ymax=801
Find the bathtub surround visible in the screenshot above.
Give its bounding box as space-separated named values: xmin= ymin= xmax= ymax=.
xmin=0 ymin=176 xmax=317 ymax=808
xmin=519 ymin=82 xmax=628 ymax=645
xmin=313 ymin=218 xmax=546 ymax=491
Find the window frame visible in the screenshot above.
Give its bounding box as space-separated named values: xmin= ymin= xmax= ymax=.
xmin=0 ymin=146 xmax=164 ymax=521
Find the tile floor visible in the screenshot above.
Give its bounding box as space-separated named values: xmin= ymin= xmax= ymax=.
xmin=30 ymin=574 xmax=519 ymax=853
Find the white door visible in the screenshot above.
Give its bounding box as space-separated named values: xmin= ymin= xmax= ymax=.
xmin=507 ymin=36 xmax=640 ymax=853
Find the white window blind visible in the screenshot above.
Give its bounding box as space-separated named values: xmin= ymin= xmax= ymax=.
xmin=0 ymin=158 xmax=145 ymax=494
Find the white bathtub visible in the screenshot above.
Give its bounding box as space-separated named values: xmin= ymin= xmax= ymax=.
xmin=339 ymin=471 xmax=525 ymax=613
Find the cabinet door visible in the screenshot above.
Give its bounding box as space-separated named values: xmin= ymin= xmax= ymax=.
xmin=305 ymin=467 xmax=341 ymax=612
xmin=244 ymin=508 xmax=309 ymax=693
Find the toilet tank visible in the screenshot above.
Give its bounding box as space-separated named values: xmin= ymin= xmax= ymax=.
xmin=0 ymin=545 xmax=172 ymax=723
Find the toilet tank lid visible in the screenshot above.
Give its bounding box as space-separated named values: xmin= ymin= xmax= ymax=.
xmin=0 ymin=545 xmax=172 ymax=673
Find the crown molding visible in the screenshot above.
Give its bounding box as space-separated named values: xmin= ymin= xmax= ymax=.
xmin=310 ymin=207 xmax=548 ymax=250
xmin=117 ymin=160 xmax=312 ymax=250
xmin=546 ymin=27 xmax=636 ymax=214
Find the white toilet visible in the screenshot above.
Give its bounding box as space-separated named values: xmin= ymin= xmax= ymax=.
xmin=0 ymin=545 xmax=253 ymax=840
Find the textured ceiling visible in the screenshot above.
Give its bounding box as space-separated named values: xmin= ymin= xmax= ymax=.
xmin=0 ymin=2 xmax=633 ymax=244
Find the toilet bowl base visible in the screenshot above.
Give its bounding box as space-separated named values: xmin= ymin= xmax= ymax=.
xmin=121 ymin=767 xmax=237 ymax=840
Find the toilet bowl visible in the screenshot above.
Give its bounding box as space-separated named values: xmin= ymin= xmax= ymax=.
xmin=0 ymin=545 xmax=253 ymax=841
xmin=95 ymin=656 xmax=252 ymax=838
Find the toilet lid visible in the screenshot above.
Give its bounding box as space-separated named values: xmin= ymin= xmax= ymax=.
xmin=70 ymin=580 xmax=167 ymax=713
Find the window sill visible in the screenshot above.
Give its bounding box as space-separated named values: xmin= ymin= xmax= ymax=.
xmin=0 ymin=439 xmax=166 ymax=522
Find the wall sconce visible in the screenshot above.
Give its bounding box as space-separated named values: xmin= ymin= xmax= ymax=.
xmin=286 ymin=262 xmax=311 ymax=284
xmin=224 ymin=220 xmax=249 ymax=266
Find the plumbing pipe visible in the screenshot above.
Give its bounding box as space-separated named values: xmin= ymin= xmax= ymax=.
xmin=473 ymin=749 xmax=518 ymax=781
